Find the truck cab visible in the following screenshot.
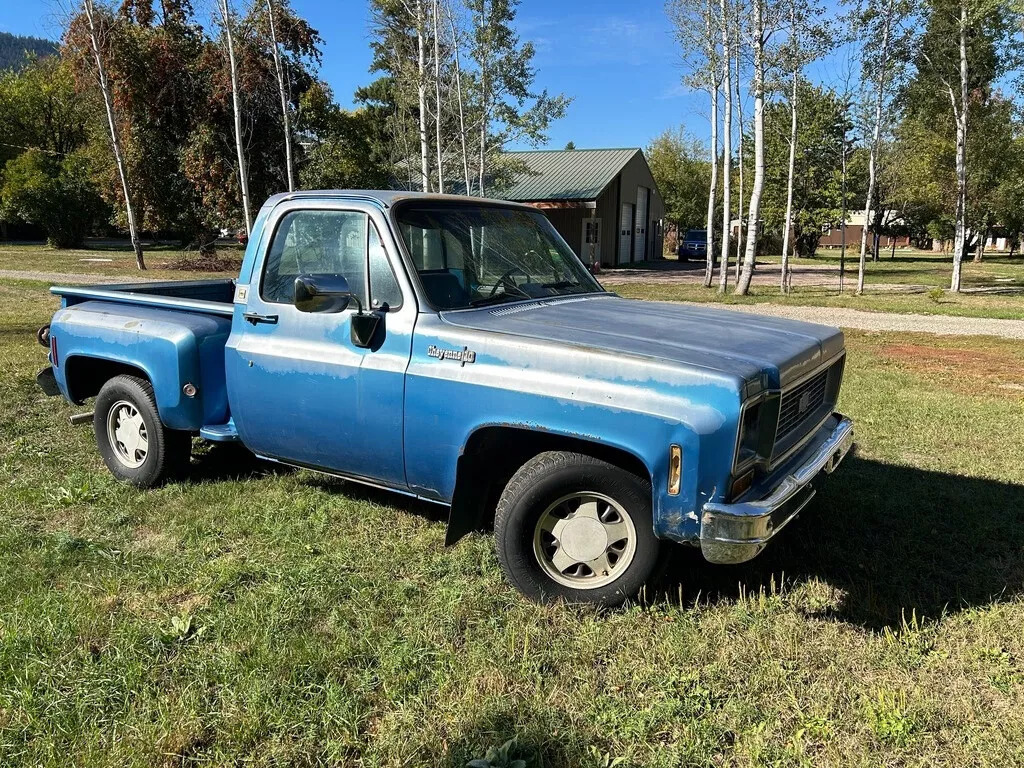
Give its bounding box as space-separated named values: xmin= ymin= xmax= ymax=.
xmin=39 ymin=191 xmax=853 ymax=606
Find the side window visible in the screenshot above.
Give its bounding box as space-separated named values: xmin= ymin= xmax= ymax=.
xmin=261 ymin=210 xmax=403 ymax=309
xmin=368 ymin=226 xmax=403 ymax=309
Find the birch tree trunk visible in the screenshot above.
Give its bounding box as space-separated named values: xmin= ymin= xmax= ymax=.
xmin=718 ymin=0 xmax=732 ymax=293
xmin=735 ymin=0 xmax=764 ymax=295
xmin=733 ymin=0 xmax=744 ymax=282
xmin=856 ymin=0 xmax=893 ymax=294
xmin=950 ymin=0 xmax=968 ymax=292
xmin=703 ymin=0 xmax=718 ymax=287
xmin=477 ymin=0 xmax=489 ymax=196
xmin=432 ymin=0 xmax=444 ymax=193
xmin=780 ymin=65 xmax=797 ymax=293
xmin=415 ymin=0 xmax=431 ymax=193
xmin=219 ymin=0 xmax=252 ymax=235
xmin=448 ymin=1 xmax=472 ymax=193
xmin=83 ymin=0 xmax=146 ymax=270
xmin=267 ymin=0 xmax=295 ymax=192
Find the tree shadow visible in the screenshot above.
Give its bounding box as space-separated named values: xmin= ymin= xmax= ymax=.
xmin=432 ymin=706 xmax=586 ymax=767
xmin=654 ymin=456 xmax=1024 ymax=629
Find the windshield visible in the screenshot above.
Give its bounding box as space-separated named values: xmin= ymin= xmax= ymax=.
xmin=395 ymin=202 xmax=604 ymax=310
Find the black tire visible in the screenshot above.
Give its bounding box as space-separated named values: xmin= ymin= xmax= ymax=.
xmin=93 ymin=374 xmax=191 ymax=487
xmin=494 ymin=451 xmax=661 ymax=607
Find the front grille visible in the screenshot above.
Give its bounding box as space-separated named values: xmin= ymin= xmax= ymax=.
xmin=776 ymin=368 xmax=829 ymax=441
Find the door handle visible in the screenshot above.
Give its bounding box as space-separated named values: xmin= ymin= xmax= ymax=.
xmin=243 ymin=312 xmax=279 ymax=325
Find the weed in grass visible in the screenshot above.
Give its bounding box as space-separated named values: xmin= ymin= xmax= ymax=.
xmin=865 ymin=690 xmax=918 ymax=747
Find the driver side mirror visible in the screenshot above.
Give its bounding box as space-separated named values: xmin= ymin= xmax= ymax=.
xmin=294 ymin=274 xmax=358 ymax=314
xmin=293 ymin=273 xmax=383 ymax=350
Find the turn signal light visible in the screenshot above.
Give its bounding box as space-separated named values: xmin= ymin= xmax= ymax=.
xmin=730 ymin=469 xmax=754 ymax=500
xmin=668 ymin=445 xmax=682 ymax=495
xmin=50 ymin=334 xmax=58 ymax=368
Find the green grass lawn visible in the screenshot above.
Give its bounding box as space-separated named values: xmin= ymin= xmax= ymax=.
xmin=608 ymin=281 xmax=1024 ymax=320
xmin=0 ymin=241 xmax=241 ymax=281
xmin=2 ymin=281 xmax=1024 ymax=766
xmin=759 ymin=247 xmax=1024 ymax=289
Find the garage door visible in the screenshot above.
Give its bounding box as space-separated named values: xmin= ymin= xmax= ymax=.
xmin=618 ymin=202 xmax=633 ymax=265
xmin=635 ymin=186 xmax=648 ymax=261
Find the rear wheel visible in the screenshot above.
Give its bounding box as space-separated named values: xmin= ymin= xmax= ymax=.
xmin=94 ymin=375 xmax=191 ymax=487
xmin=494 ymin=451 xmax=660 ymax=606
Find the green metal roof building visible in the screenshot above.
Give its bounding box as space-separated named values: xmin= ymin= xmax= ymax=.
xmin=497 ymin=148 xmax=665 ymax=268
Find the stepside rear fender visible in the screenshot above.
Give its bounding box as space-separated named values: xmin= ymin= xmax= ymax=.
xmin=50 ymin=301 xmax=232 ymax=431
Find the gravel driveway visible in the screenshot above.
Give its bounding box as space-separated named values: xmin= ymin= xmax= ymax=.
xmin=686 ymin=302 xmax=1024 ymax=339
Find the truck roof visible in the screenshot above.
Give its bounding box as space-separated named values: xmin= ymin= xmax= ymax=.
xmin=263 ymin=190 xmax=538 ymax=211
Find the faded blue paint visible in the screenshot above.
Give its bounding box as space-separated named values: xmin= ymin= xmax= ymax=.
xmin=44 ymin=190 xmax=848 ymax=550
xmin=49 ymin=300 xmax=232 ymax=430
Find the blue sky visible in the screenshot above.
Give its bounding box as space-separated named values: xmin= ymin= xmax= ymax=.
xmin=4 ymin=0 xmax=715 ymax=151
xmin=3 ymin=0 xmax=856 ymax=151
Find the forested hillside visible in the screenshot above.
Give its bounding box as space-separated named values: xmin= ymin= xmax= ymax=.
xmin=0 ymin=31 xmax=57 ymax=71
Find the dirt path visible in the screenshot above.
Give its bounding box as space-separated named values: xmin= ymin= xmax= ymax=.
xmin=686 ymin=302 xmax=1024 ymax=339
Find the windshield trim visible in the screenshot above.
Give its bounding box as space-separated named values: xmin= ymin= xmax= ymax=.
xmin=440 ymin=289 xmax=612 ymax=314
xmin=388 ymin=198 xmax=607 ymax=313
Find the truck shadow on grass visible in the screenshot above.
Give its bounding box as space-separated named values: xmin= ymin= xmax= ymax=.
xmin=655 ymin=455 xmax=1024 ymax=630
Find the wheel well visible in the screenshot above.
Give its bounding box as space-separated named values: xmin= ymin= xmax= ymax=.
xmin=445 ymin=426 xmax=651 ymax=545
xmin=64 ymin=356 xmax=149 ymax=405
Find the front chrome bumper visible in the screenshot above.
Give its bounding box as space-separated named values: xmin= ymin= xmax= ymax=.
xmin=700 ymin=414 xmax=854 ymax=565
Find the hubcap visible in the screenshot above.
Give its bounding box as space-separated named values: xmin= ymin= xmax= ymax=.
xmin=106 ymin=400 xmax=148 ymax=469
xmin=532 ymin=492 xmax=637 ymax=590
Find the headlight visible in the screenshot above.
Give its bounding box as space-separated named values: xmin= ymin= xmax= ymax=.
xmin=736 ymin=401 xmax=762 ymax=466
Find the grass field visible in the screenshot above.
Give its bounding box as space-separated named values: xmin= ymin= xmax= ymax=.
xmin=2 ymin=268 xmax=1024 ymax=765
xmin=608 ymin=249 xmax=1024 ymax=320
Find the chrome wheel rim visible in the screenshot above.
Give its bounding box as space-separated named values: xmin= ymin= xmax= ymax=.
xmin=106 ymin=400 xmax=148 ymax=469
xmin=532 ymin=492 xmax=637 ymax=590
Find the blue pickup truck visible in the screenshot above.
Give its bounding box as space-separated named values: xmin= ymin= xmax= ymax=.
xmin=37 ymin=191 xmax=853 ymax=605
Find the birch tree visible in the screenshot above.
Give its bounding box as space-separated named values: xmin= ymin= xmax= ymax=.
xmin=447 ymin=1 xmax=473 ymax=192
xmin=855 ymin=0 xmax=905 ymax=293
xmin=912 ymin=0 xmax=1011 ymax=291
xmin=704 ymin=0 xmax=720 ymax=287
xmin=718 ymin=0 xmax=733 ymax=292
xmin=82 ymin=0 xmax=145 ymax=269
xmin=218 ymin=0 xmax=252 ymax=234
xmin=415 ymin=0 xmax=431 ymax=192
xmin=733 ymin=1 xmax=745 ymax=282
xmin=432 ymin=0 xmax=444 ymax=192
xmin=266 ymin=0 xmax=295 ymax=192
xmin=668 ymin=0 xmax=722 ymax=286
xmin=778 ymin=0 xmax=825 ymax=292
xmin=735 ymin=0 xmax=767 ymax=295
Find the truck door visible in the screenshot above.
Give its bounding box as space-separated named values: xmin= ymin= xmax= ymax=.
xmin=225 ymin=202 xmax=415 ymax=487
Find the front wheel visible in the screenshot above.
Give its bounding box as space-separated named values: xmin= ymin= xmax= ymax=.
xmin=94 ymin=374 xmax=191 ymax=487
xmin=494 ymin=451 xmax=661 ymax=606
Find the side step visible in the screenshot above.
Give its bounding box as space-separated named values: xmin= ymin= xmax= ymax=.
xmin=199 ymin=418 xmax=240 ymax=442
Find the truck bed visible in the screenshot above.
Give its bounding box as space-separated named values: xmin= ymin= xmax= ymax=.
xmin=51 ymin=278 xmax=235 ymax=316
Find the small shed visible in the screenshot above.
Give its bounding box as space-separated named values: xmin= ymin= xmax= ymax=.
xmin=497 ymin=148 xmax=665 ymax=268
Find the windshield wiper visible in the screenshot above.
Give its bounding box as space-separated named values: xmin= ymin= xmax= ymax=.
xmin=541 ymin=281 xmax=584 ymax=294
xmin=467 ymin=293 xmax=525 ymax=308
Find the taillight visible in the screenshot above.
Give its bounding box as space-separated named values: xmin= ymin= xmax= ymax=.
xmin=50 ymin=334 xmax=58 ymax=367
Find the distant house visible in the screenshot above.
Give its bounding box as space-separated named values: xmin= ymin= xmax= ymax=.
xmin=496 ymin=148 xmax=665 ymax=268
xmin=817 ymin=211 xmax=910 ymax=250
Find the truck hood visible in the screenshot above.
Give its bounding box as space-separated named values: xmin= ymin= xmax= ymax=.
xmin=439 ymin=293 xmax=844 ymax=388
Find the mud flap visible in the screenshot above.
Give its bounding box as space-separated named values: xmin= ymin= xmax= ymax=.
xmin=36 ymin=366 xmax=60 ymax=397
